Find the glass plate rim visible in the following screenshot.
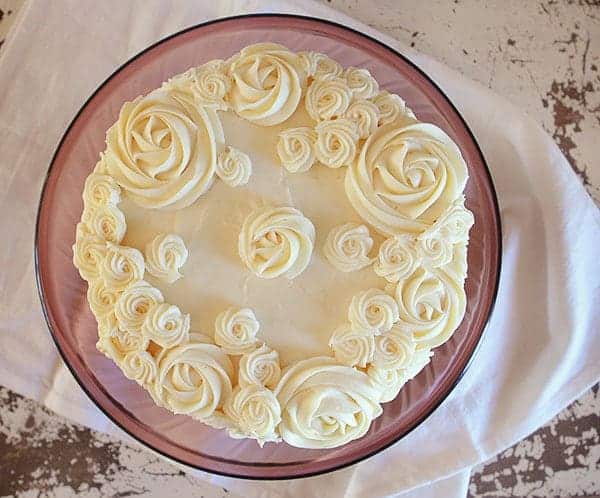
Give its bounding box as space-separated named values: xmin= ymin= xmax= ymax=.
xmin=34 ymin=13 xmax=503 ymax=480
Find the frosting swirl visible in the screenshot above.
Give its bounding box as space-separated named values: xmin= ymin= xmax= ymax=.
xmin=372 ymin=325 xmax=416 ymax=370
xmin=82 ymin=203 xmax=126 ymax=244
xmin=344 ymin=99 xmax=380 ymax=139
xmin=97 ymin=325 xmax=148 ymax=362
xmin=224 ymin=385 xmax=282 ymax=446
xmin=152 ymin=341 xmax=233 ymax=418
xmin=121 ymin=350 xmax=157 ymax=386
xmin=348 ymin=288 xmax=399 ymax=335
xmin=299 ymin=51 xmax=343 ymax=81
xmin=314 ymin=118 xmax=359 ymax=169
xmin=395 ymin=266 xmax=466 ymax=348
xmin=275 ymin=357 xmax=382 ymax=449
xmin=216 ymin=146 xmax=252 ymax=187
xmin=73 ymin=223 xmax=107 ymax=282
xmin=345 ymin=122 xmax=469 ymax=236
xmin=323 ymin=222 xmax=373 ymax=272
xmin=368 ymin=344 xmax=432 ymax=403
xmin=305 ymin=78 xmax=352 ymax=121
xmin=329 ymin=323 xmax=374 ymax=368
xmin=82 ymin=170 xmax=121 ymax=208
xmin=105 ymin=89 xmax=223 ymax=209
xmin=367 ymin=365 xmax=407 ymax=403
xmin=229 ymin=43 xmax=305 ymax=126
xmin=141 ymin=303 xmax=190 ymax=349
xmin=239 ymin=206 xmax=315 ymax=280
xmin=168 ymin=60 xmax=231 ymax=110
xmin=214 ymin=307 xmax=260 ymax=355
xmin=276 ymin=127 xmax=316 ymax=173
xmin=238 ymin=344 xmax=281 ymax=389
xmin=372 ymin=91 xmax=416 ymax=126
xmin=144 ymin=233 xmax=188 ymax=283
xmin=115 ymin=280 xmax=164 ymax=332
xmin=86 ymin=279 xmax=121 ymax=319
xmin=101 ymin=244 xmax=145 ymax=291
xmin=374 ymin=235 xmax=420 ymax=283
xmin=344 ymin=67 xmax=379 ymax=100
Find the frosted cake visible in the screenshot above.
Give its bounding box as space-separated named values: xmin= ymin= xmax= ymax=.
xmin=72 ymin=43 xmax=474 ymax=449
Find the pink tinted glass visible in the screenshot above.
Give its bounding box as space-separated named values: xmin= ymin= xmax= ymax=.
xmin=36 ymin=15 xmax=501 ymax=479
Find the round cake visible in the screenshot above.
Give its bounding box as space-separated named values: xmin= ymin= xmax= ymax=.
xmin=72 ymin=43 xmax=474 ymax=450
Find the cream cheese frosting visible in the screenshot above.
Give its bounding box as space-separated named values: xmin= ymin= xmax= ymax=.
xmin=73 ymin=43 xmax=473 ymax=451
xmin=238 ymin=206 xmax=315 ymax=280
xmin=323 ymin=222 xmax=373 ymax=273
xmin=144 ymin=233 xmax=188 ymax=283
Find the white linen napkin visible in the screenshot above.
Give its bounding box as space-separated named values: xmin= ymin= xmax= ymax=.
xmin=0 ymin=1 xmax=598 ymax=497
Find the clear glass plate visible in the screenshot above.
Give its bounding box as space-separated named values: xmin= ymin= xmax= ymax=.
xmin=35 ymin=14 xmax=502 ymax=480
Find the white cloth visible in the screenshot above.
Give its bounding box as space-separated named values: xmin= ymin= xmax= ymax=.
xmin=1 ymin=1 xmax=599 ymax=497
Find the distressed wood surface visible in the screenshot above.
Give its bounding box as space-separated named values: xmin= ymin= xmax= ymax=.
xmin=1 ymin=1 xmax=598 ymax=496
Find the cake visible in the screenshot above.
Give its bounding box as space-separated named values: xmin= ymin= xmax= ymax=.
xmin=72 ymin=43 xmax=474 ymax=449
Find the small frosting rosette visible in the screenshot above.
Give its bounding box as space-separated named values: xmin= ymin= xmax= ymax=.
xmin=314 ymin=118 xmax=359 ymax=169
xmin=141 ymin=302 xmax=190 ymax=349
xmin=229 ymin=43 xmax=306 ymax=126
xmin=372 ymin=91 xmax=415 ymax=126
xmin=276 ymin=127 xmax=316 ymax=173
xmin=216 ymin=146 xmax=252 ymax=187
xmin=299 ymin=51 xmax=343 ymax=81
xmin=395 ymin=266 xmax=466 ymax=349
xmin=275 ymin=357 xmax=382 ymax=449
xmin=81 ymin=203 xmax=126 ymax=244
xmin=345 ymin=122 xmax=469 ymax=236
xmin=348 ymin=288 xmax=399 ymax=335
xmin=239 ymin=206 xmax=315 ymax=280
xmin=329 ymin=323 xmax=375 ymax=368
xmin=114 ymin=280 xmax=164 ymax=332
xmin=224 ymin=385 xmax=282 ymax=446
xmin=374 ymin=235 xmax=420 ymax=283
xmin=121 ymin=350 xmax=158 ymax=387
xmin=344 ymin=99 xmax=380 ymax=139
xmin=82 ymin=170 xmax=121 ymax=208
xmin=323 ymin=222 xmax=373 ymax=273
xmin=105 ymin=89 xmax=223 ymax=210
xmin=73 ymin=223 xmax=107 ymax=282
xmin=101 ymin=244 xmax=145 ymax=291
xmin=238 ymin=344 xmax=281 ymax=389
xmin=214 ymin=307 xmax=260 ymax=355
xmin=372 ymin=325 xmax=416 ymax=370
xmin=144 ymin=233 xmax=189 ymax=284
xmin=344 ymin=67 xmax=379 ymax=100
xmin=86 ymin=279 xmax=120 ymax=322
xmin=167 ymin=60 xmax=231 ymax=110
xmin=305 ymin=78 xmax=352 ymax=121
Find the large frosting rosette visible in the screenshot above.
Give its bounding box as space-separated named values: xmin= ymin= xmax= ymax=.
xmin=105 ymin=89 xmax=224 ymax=210
xmin=275 ymin=357 xmax=382 ymax=449
xmin=345 ymin=122 xmax=468 ymax=236
xmin=152 ymin=341 xmax=234 ymax=420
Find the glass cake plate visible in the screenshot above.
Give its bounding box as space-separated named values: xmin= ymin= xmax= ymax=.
xmin=35 ymin=14 xmax=502 ymax=480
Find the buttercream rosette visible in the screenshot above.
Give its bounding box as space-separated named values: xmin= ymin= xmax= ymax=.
xmin=345 ymin=122 xmax=468 ymax=236
xmin=105 ymin=89 xmax=224 ymax=210
xmin=239 ymin=206 xmax=315 ymax=280
xmin=275 ymin=357 xmax=382 ymax=449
